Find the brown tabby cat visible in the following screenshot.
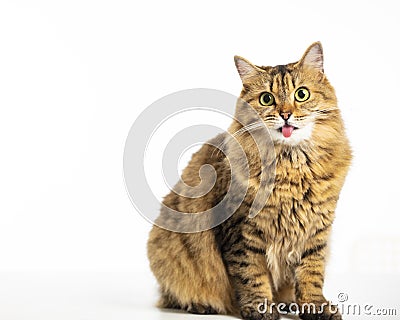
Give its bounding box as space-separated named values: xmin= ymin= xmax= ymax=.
xmin=147 ymin=42 xmax=351 ymax=320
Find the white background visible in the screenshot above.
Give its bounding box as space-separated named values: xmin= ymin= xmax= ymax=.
xmin=0 ymin=1 xmax=399 ymax=319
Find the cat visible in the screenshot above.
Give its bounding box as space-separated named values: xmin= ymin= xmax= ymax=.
xmin=147 ymin=42 xmax=351 ymax=320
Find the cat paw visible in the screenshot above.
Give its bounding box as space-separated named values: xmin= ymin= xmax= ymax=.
xmin=241 ymin=305 xmax=280 ymax=320
xmin=186 ymin=303 xmax=218 ymax=314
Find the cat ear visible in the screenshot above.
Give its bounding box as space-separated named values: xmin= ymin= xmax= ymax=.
xmin=234 ymin=56 xmax=262 ymax=82
xmin=299 ymin=42 xmax=324 ymax=73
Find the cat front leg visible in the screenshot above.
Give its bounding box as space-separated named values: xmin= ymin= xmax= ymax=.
xmin=221 ymin=232 xmax=279 ymax=320
xmin=295 ymin=231 xmax=342 ymax=320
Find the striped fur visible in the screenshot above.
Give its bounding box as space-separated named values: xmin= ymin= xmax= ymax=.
xmin=147 ymin=42 xmax=351 ymax=320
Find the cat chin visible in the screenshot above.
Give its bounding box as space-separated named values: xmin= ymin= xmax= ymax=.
xmin=269 ymin=122 xmax=314 ymax=146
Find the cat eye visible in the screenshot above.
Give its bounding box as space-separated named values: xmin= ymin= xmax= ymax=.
xmin=294 ymin=87 xmax=310 ymax=102
xmin=259 ymin=92 xmax=275 ymax=106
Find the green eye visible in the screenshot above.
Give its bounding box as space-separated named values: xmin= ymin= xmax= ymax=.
xmin=259 ymin=92 xmax=275 ymax=106
xmin=294 ymin=87 xmax=310 ymax=102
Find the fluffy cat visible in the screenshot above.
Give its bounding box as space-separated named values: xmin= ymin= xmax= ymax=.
xmin=147 ymin=42 xmax=351 ymax=320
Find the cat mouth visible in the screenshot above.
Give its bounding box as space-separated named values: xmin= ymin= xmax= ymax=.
xmin=278 ymin=124 xmax=298 ymax=138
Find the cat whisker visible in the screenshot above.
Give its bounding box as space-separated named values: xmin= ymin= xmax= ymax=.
xmin=232 ymin=121 xmax=265 ymax=138
xmin=211 ymin=121 xmax=265 ymax=157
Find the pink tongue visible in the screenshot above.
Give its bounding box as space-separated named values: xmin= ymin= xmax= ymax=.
xmin=282 ymin=125 xmax=294 ymax=138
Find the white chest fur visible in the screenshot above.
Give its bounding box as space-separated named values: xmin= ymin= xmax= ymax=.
xmin=265 ymin=240 xmax=304 ymax=289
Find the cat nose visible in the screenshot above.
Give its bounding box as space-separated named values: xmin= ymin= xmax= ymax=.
xmin=280 ymin=112 xmax=291 ymax=120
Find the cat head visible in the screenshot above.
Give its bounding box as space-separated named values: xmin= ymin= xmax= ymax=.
xmin=234 ymin=42 xmax=339 ymax=146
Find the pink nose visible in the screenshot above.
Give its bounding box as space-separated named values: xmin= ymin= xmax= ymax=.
xmin=280 ymin=112 xmax=291 ymax=120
